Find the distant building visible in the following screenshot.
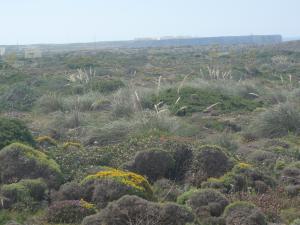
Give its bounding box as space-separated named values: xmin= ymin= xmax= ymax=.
xmin=24 ymin=48 xmax=42 ymax=59
xmin=0 ymin=47 xmax=5 ymax=56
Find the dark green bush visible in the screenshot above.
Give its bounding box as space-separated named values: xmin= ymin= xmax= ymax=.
xmin=291 ymin=219 xmax=300 ymax=225
xmin=90 ymin=78 xmax=124 ymax=93
xmin=125 ymin=149 xmax=175 ymax=182
xmin=177 ymin=188 xmax=229 ymax=218
xmin=202 ymin=163 xmax=275 ymax=193
xmin=46 ymin=200 xmax=96 ymax=223
xmin=82 ymin=195 xmax=194 ymax=225
xmin=223 ymin=201 xmax=267 ymax=225
xmin=0 ymin=118 xmax=35 ymax=150
xmin=49 ymin=145 xmax=109 ymax=181
xmin=169 ymin=143 xmax=193 ymax=181
xmin=189 ymin=145 xmax=233 ymax=186
xmin=153 ymin=179 xmax=183 ymax=202
xmin=51 ymin=182 xmax=83 ymax=201
xmin=152 ymin=86 xmax=262 ymax=116
xmin=0 ymin=143 xmax=63 ymax=188
xmin=247 ymin=150 xmax=277 ymax=171
xmin=280 ymin=161 xmax=300 ymax=196
xmin=1 ymin=179 xmax=47 ymax=210
xmin=0 ymin=83 xmax=38 ymax=111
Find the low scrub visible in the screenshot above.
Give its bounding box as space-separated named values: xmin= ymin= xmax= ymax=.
xmin=0 ymin=118 xmax=35 ymax=150
xmin=46 ymin=199 xmax=96 ymax=223
xmin=1 ymin=179 xmax=47 ymax=210
xmin=81 ymin=167 xmax=153 ymax=208
xmin=152 ymin=86 xmax=262 ymax=116
xmin=223 ymin=201 xmax=267 ymax=225
xmin=0 ymin=143 xmax=63 ymax=188
xmin=249 ymin=102 xmax=300 ymax=138
xmin=82 ymin=195 xmax=194 ymax=225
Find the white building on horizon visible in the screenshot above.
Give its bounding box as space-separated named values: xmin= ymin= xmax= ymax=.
xmin=0 ymin=47 xmax=5 ymax=56
xmin=24 ymin=48 xmax=42 ymax=59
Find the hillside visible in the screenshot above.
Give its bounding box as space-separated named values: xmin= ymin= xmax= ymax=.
xmin=0 ymin=41 xmax=299 ymax=225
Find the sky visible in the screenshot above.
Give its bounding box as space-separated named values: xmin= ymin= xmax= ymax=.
xmin=0 ymin=0 xmax=300 ymax=45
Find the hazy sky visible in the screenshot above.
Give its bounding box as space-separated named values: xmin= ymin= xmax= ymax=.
xmin=1 ymin=0 xmax=300 ymax=45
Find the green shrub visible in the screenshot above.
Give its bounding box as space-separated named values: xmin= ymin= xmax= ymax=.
xmin=177 ymin=188 xmax=229 ymax=218
xmin=189 ymin=145 xmax=233 ymax=186
xmin=1 ymin=179 xmax=47 ymax=210
xmin=0 ymin=83 xmax=38 ymax=111
xmin=46 ymin=200 xmax=96 ymax=223
xmin=202 ymin=163 xmax=275 ymax=193
xmin=209 ymin=132 xmax=239 ymax=153
xmin=81 ymin=167 xmax=153 ymax=208
xmin=152 ymin=86 xmax=262 ymax=116
xmin=280 ymin=208 xmax=300 ymax=224
xmin=49 ymin=144 xmax=108 ymax=181
xmin=0 ymin=143 xmax=63 ymax=188
xmin=1 ymin=183 xmax=33 ymax=209
xmin=153 ymin=179 xmax=183 ymax=202
xmin=249 ymin=102 xmax=300 ymax=138
xmin=177 ymin=188 xmax=199 ymax=205
xmin=0 ymin=118 xmax=35 ymax=150
xmin=82 ymin=195 xmax=194 ymax=225
xmin=35 ymin=136 xmax=57 ymax=149
xmin=51 ymin=182 xmax=83 ymax=201
xmin=35 ymin=93 xmax=64 ymax=113
xmin=291 ymin=219 xmax=300 ymax=225
xmin=125 ymin=149 xmax=175 ymax=182
xmin=223 ymin=201 xmax=267 ymax=225
xmin=90 ymin=78 xmax=124 ymax=93
xmin=247 ymin=150 xmax=277 ymax=171
xmin=281 ymin=161 xmax=300 ymax=196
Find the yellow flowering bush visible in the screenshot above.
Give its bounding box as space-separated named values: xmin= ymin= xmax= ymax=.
xmin=62 ymin=141 xmax=82 ymax=150
xmin=81 ymin=167 xmax=153 ymax=205
xmin=36 ymin=135 xmax=57 ymax=147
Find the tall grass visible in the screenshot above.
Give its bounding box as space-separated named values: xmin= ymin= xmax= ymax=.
xmin=249 ymin=102 xmax=300 ymax=138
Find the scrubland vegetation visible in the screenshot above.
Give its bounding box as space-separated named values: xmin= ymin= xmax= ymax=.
xmin=0 ymin=42 xmax=299 ymax=225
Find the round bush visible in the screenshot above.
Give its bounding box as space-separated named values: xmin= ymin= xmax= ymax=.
xmin=82 ymin=195 xmax=194 ymax=225
xmin=0 ymin=143 xmax=63 ymax=188
xmin=51 ymin=181 xmax=83 ymax=201
xmin=159 ymin=202 xmax=195 ymax=225
xmin=90 ymin=78 xmax=125 ymax=93
xmin=1 ymin=182 xmax=33 ymax=209
xmin=291 ymin=219 xmax=300 ymax=225
xmin=247 ymin=150 xmax=277 ymax=170
xmin=249 ymin=102 xmax=300 ymax=138
xmin=81 ymin=167 xmax=153 ymax=208
xmin=46 ymin=200 xmax=96 ymax=223
xmin=36 ymin=136 xmax=57 ymax=149
xmin=0 ymin=118 xmax=35 ymax=150
xmin=202 ymin=163 xmax=275 ymax=194
xmin=169 ymin=143 xmax=193 ymax=181
xmin=223 ymin=201 xmax=267 ymax=225
xmin=281 ymin=162 xmax=300 ymax=196
xmin=1 ymin=178 xmax=47 ymax=210
xmin=125 ymin=149 xmax=175 ymax=182
xmin=153 ymin=178 xmax=183 ymax=202
xmin=178 ymin=188 xmax=229 ymax=218
xmin=190 ymin=145 xmax=233 ymax=186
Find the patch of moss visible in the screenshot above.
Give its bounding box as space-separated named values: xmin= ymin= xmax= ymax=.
xmin=152 ymin=86 xmax=263 ymax=116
